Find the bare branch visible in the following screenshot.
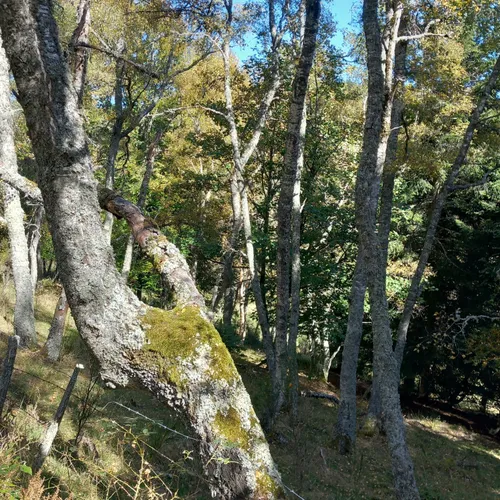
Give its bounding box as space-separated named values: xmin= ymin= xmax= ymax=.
xmin=450 ymin=165 xmax=500 ymax=191
xmin=398 ymin=20 xmax=451 ymax=42
xmin=197 ymin=105 xmax=228 ymax=119
xmin=74 ymin=42 xmax=162 ymax=78
xmin=169 ymin=50 xmax=215 ymax=79
xmin=74 ymin=42 xmax=213 ymax=81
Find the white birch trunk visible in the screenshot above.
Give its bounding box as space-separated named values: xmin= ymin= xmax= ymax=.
xmin=0 ymin=33 xmax=36 ymax=347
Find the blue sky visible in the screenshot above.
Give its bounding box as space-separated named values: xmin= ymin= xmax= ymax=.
xmin=328 ymin=0 xmax=360 ymax=49
xmin=233 ymin=0 xmax=360 ymax=62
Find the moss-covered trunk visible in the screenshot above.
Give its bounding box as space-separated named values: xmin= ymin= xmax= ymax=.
xmin=0 ymin=1 xmax=284 ymax=497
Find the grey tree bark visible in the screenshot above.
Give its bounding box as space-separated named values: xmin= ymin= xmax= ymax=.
xmin=47 ymin=1 xmax=91 ymax=360
xmin=337 ymin=5 xmax=407 ymax=452
xmin=45 ymin=287 xmax=69 ymax=362
xmin=0 ymin=2 xmax=284 ymax=496
xmin=366 ymin=35 xmax=407 ymax=426
xmin=274 ymin=0 xmax=321 ymax=425
xmin=350 ymin=1 xmax=420 ymax=498
xmin=27 ymin=204 xmax=44 ymax=291
xmin=69 ymin=0 xmax=90 ymax=108
xmin=0 ymin=32 xmax=36 ymax=347
xmin=237 ymin=267 xmax=250 ymax=339
xmin=336 ymin=251 xmax=367 ymax=453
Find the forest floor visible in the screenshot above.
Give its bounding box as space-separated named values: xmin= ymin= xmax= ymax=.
xmin=0 ymin=283 xmax=499 ymax=499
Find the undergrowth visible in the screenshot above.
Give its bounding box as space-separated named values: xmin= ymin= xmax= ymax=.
xmin=0 ymin=284 xmax=499 ymax=499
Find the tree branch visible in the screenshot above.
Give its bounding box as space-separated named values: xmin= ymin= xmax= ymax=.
xmin=0 ymin=168 xmax=43 ymax=203
xmin=397 ymin=20 xmax=451 ymax=42
xmin=0 ymin=170 xmax=207 ymax=311
xmin=74 ymin=42 xmax=163 ymax=78
xmin=449 ymin=167 xmax=499 ymax=191
xmin=74 ymin=42 xmax=214 ymax=81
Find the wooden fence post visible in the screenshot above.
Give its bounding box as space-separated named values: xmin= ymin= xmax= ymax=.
xmin=33 ymin=363 xmax=84 ymax=472
xmin=0 ymin=335 xmax=19 ymax=418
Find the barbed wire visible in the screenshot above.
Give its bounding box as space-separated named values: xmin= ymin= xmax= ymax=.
xmin=5 ymin=356 xmax=307 ymax=499
xmin=8 ymin=366 xmax=198 ymax=442
xmin=100 ymin=401 xmax=200 ymax=442
xmin=12 ymin=366 xmax=71 ymax=394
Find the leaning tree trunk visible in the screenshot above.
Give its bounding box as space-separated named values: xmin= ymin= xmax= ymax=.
xmin=0 ymin=32 xmax=36 ymax=347
xmin=27 ymin=204 xmax=44 ymax=291
xmin=0 ymin=2 xmax=284 ymax=497
xmin=45 ymin=287 xmax=69 ymax=362
xmin=46 ymin=0 xmax=91 ymax=359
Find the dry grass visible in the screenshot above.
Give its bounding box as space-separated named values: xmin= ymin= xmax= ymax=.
xmin=236 ymin=351 xmax=500 ymax=500
xmin=1 ymin=284 xmax=499 ymax=499
xmin=0 ymin=283 xmax=206 ymax=499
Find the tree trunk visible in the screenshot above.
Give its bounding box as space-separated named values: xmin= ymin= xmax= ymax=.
xmin=367 ymin=37 xmax=407 ymax=426
xmin=45 ymin=287 xmax=69 ymax=362
xmin=212 ymin=170 xmax=242 ymax=315
xmin=336 ymin=252 xmax=367 ymax=453
xmin=122 ymin=128 xmax=163 ymax=279
xmin=273 ymin=0 xmax=321 ymax=425
xmin=213 ymin=0 xmax=283 ymax=344
xmin=27 ymin=204 xmax=44 ymax=291
xmin=44 ymin=0 xmax=91 ymax=357
xmin=69 ymin=0 xmax=90 ymax=107
xmin=0 ymin=2 xmax=284 ymax=496
xmin=102 ymin=38 xmax=126 ymax=241
xmin=337 ymin=8 xmax=408 ymax=451
xmin=238 ymin=268 xmax=249 ymax=340
xmin=354 ymin=1 xmax=420 ymax=497
xmin=0 ymin=33 xmax=36 ymax=347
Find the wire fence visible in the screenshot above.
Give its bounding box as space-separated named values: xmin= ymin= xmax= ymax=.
xmin=0 ymin=336 xmax=202 ymax=483
xmin=0 ymin=335 xmax=306 ymax=500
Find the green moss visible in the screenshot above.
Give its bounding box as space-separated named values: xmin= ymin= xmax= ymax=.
xmin=359 ymin=416 xmax=380 ymax=437
xmin=131 ymin=306 xmax=238 ymax=388
xmin=255 ymin=470 xmax=284 ymax=498
xmin=214 ymin=408 xmax=250 ymax=450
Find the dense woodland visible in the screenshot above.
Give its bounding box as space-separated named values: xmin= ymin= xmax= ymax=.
xmin=0 ymin=0 xmax=499 ymax=498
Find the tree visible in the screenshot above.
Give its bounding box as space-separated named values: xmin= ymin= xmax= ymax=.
xmin=121 ymin=127 xmax=164 ymax=279
xmin=337 ymin=0 xmax=409 ymax=455
xmin=45 ymin=0 xmax=90 ymax=360
xmin=0 ymin=32 xmax=36 ymax=347
xmin=210 ymin=0 xmax=289 ymax=339
xmin=347 ymin=1 xmax=420 ymax=497
xmin=274 ymin=0 xmax=321 ymax=424
xmin=0 ymin=1 xmax=284 ymax=497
